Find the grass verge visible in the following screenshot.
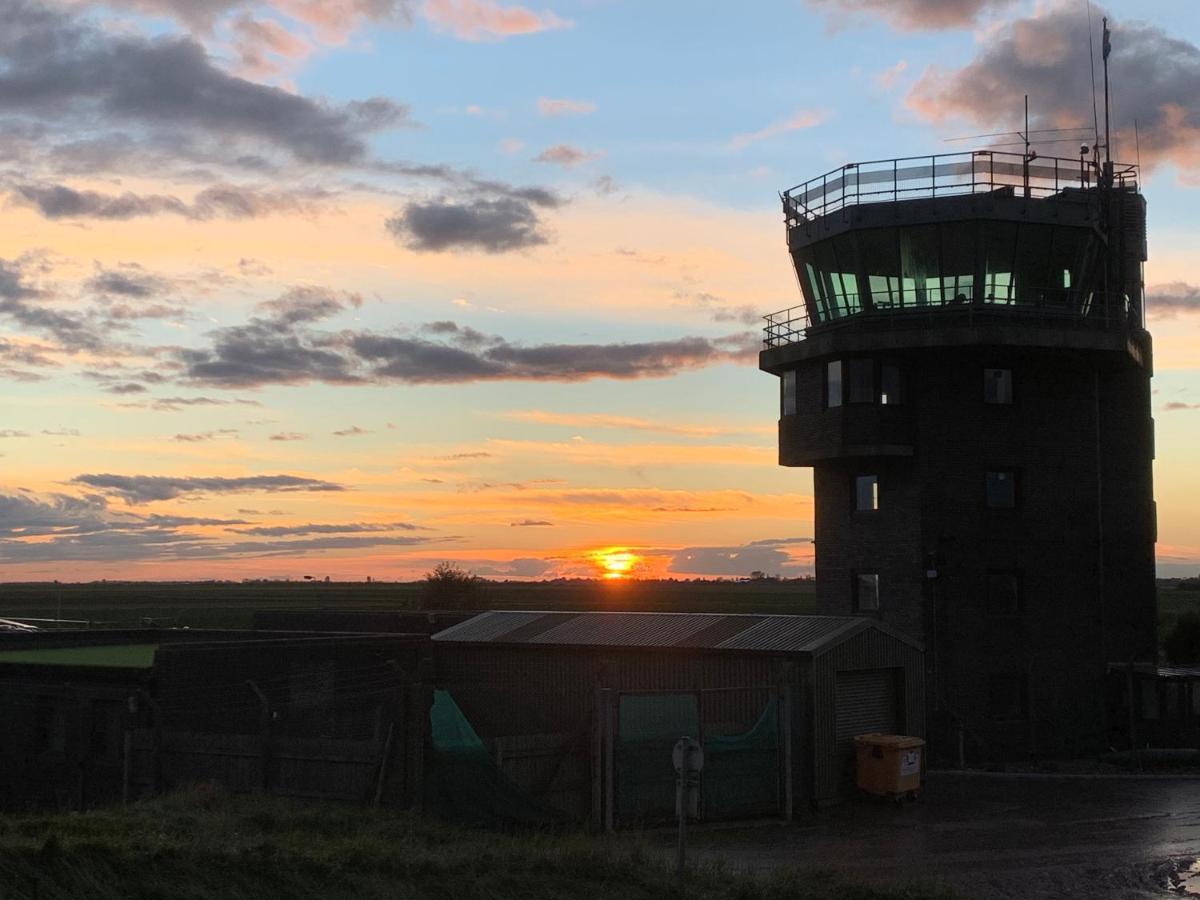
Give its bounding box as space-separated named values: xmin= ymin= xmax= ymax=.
xmin=0 ymin=788 xmax=961 ymax=900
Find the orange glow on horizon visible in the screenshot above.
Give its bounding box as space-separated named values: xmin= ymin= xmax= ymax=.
xmin=593 ymin=548 xmax=640 ymax=580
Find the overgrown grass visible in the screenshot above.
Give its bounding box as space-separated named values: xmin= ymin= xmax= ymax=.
xmin=0 ymin=788 xmax=960 ymax=900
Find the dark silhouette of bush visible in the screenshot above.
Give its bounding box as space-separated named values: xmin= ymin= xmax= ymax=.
xmin=421 ymin=562 xmax=483 ymax=610
xmin=1164 ymin=611 xmax=1200 ymax=666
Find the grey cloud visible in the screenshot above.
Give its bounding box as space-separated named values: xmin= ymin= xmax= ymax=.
xmin=259 ymin=286 xmax=360 ymax=323
xmin=0 ymin=430 xmax=30 ymax=438
xmin=180 ymin=294 xmax=758 ymax=386
xmin=0 ymin=488 xmax=435 ymax=563
xmin=212 ymin=534 xmax=436 ymax=556
xmin=0 ymin=491 xmax=111 ymax=538
xmin=232 ymin=521 xmax=425 ymax=536
xmin=0 ymin=259 xmax=103 ymax=352
xmin=86 ymin=0 xmax=415 ymax=35
xmin=510 ymin=519 xmax=553 ymax=527
xmin=269 ymin=432 xmax=308 ymax=441
xmin=386 ymin=196 xmax=551 ymax=253
xmin=70 ymin=472 xmax=346 ymax=503
xmin=124 ymin=395 xmax=262 ymax=411
xmin=180 ymin=288 xmax=362 ymax=387
xmin=532 ymin=144 xmax=600 ymax=168
xmin=10 ymin=181 xmax=331 ymax=221
xmin=592 ymin=175 xmax=618 ymax=196
xmin=87 ymin=266 xmax=171 ymax=298
xmin=0 ymin=3 xmax=409 ymax=166
xmin=473 ymin=557 xmax=554 ymax=578
xmin=667 ymin=539 xmax=814 ymax=577
xmin=332 ymin=426 xmax=370 ymax=436
xmin=1147 ymin=283 xmax=1200 ymax=318
xmin=11 ymin=182 xmax=187 ymax=219
xmin=907 ymin=6 xmax=1200 ymax=174
xmin=351 ymin=330 xmax=758 ymax=384
xmin=172 ymin=429 xmax=239 ymax=441
xmin=806 ymin=0 xmax=1014 ymax=30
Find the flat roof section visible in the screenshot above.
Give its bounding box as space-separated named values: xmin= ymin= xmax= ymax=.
xmin=0 ymin=643 xmax=159 ymax=669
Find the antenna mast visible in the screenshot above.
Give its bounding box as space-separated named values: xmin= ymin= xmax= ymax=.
xmin=1102 ymin=17 xmax=1113 ymax=184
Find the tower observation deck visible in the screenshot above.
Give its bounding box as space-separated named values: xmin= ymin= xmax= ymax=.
xmin=760 ymin=150 xmax=1156 ymax=762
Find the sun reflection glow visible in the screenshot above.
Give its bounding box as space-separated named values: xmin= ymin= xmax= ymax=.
xmin=593 ymin=548 xmax=639 ymax=580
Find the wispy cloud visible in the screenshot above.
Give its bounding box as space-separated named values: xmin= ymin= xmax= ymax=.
xmin=532 ymin=144 xmax=604 ymax=168
xmin=422 ymin=0 xmax=573 ymax=41
xmin=500 ymin=410 xmax=770 ymax=437
xmin=70 ymin=473 xmax=346 ymax=504
xmin=805 ymin=0 xmax=1015 ymax=31
xmin=730 ymin=109 xmax=828 ymax=150
xmin=537 ymin=97 xmax=595 ymax=117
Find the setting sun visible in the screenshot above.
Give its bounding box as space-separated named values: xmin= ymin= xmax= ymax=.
xmin=594 ymin=549 xmax=640 ymax=580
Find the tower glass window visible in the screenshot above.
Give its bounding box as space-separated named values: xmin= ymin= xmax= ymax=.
xmin=982 ymin=221 xmax=1017 ymax=303
xmin=880 ymin=364 xmax=904 ymax=405
xmin=854 ymin=573 xmax=880 ymax=612
xmin=855 ymin=475 xmax=879 ymax=511
xmin=781 ymin=370 xmax=797 ymax=416
xmin=986 ymin=470 xmax=1017 ymax=508
xmin=900 ymin=225 xmax=939 ymax=307
xmin=984 ymin=368 xmax=1013 ymax=404
xmin=826 ymin=361 xmax=843 ymax=408
xmin=847 ymin=359 xmax=875 ymax=404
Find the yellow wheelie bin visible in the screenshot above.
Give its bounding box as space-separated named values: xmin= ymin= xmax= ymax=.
xmin=853 ymin=734 xmax=925 ymax=803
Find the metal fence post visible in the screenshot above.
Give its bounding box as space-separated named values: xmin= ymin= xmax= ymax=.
xmin=247 ymin=680 xmax=272 ymax=793
xmin=603 ymin=689 xmax=615 ymax=832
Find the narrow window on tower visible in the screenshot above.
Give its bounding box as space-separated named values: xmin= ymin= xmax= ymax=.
xmin=983 ymin=368 xmax=1013 ymax=405
xmin=781 ymin=370 xmax=797 ymax=416
xmin=847 ymin=359 xmax=875 ymax=404
xmin=826 ymin=360 xmax=843 ymax=408
xmin=880 ymin=364 xmax=904 ymax=405
xmin=855 ymin=475 xmax=879 ymax=512
xmin=986 ymin=470 xmax=1018 ymax=509
xmin=987 ymin=570 xmax=1023 ymax=616
xmin=854 ymin=572 xmax=880 ymax=613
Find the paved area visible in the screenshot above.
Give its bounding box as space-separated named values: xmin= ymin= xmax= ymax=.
xmin=660 ymin=773 xmax=1200 ymax=898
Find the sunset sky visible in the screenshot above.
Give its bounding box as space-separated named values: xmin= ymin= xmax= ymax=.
xmin=1 ymin=0 xmax=1198 ymax=581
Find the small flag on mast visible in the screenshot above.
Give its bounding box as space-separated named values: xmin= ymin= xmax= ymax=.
xmin=1102 ymin=21 xmax=1111 ymax=59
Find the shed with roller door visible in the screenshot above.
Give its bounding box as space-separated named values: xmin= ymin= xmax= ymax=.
xmin=433 ymin=610 xmax=923 ymax=819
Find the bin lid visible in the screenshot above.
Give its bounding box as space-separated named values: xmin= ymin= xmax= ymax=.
xmin=853 ymin=733 xmax=925 ymax=749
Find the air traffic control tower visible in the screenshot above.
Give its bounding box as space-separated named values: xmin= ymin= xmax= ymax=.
xmin=760 ymin=151 xmax=1156 ymax=760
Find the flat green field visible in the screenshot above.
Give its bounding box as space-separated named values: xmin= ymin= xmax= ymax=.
xmin=0 ymin=789 xmax=961 ymax=900
xmin=0 ymin=579 xmax=818 ymax=630
xmin=0 ymin=644 xmax=158 ymax=668
xmin=2 ymin=579 xmax=1197 ymax=661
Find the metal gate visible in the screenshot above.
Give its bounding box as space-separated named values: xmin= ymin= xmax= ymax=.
xmin=834 ymin=668 xmax=900 ymax=775
xmin=607 ymin=686 xmax=785 ymax=827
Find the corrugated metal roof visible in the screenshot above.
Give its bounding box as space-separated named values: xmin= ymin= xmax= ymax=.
xmin=1157 ymin=666 xmax=1200 ymax=680
xmin=433 ymin=610 xmax=875 ymax=654
xmin=436 ymin=610 xmax=546 ymax=644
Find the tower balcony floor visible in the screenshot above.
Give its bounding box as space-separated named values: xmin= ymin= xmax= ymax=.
xmin=761 ymin=303 xmax=1151 ymax=374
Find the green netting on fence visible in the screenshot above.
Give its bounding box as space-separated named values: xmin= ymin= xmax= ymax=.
xmin=615 ymin=692 xmax=780 ymax=825
xmin=423 ymin=689 xmax=565 ymax=827
xmin=615 ymin=694 xmax=699 ymax=824
xmin=702 ymin=700 xmax=780 ymax=819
